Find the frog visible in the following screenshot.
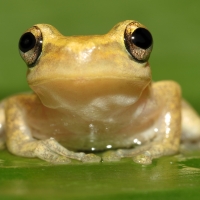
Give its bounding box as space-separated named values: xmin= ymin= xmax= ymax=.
xmin=0 ymin=20 xmax=200 ymax=165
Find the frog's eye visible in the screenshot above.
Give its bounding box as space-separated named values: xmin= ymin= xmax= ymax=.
xmin=19 ymin=26 xmax=43 ymax=67
xmin=124 ymin=22 xmax=153 ymax=63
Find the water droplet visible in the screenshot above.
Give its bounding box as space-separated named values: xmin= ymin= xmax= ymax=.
xmin=154 ymin=128 xmax=158 ymax=132
xmin=91 ymin=147 xmax=95 ymax=151
xmin=105 ymin=127 xmax=109 ymax=131
xmin=133 ymin=138 xmax=141 ymax=145
xmin=89 ymin=124 xmax=94 ymax=129
xmin=106 ymin=145 xmax=112 ymax=149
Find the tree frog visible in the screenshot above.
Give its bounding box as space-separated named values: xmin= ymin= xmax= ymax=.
xmin=0 ymin=20 xmax=200 ymax=164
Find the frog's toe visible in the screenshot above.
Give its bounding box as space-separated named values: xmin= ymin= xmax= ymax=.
xmin=132 ymin=151 xmax=152 ymax=165
xmin=34 ymin=138 xmax=85 ymax=163
xmin=35 ymin=145 xmax=71 ymax=164
xmin=102 ymin=150 xmax=121 ymax=162
xmin=114 ymin=143 xmax=178 ymax=164
xmin=81 ymin=153 xmax=101 ymax=163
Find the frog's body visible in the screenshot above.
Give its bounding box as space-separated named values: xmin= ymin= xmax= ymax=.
xmin=0 ymin=20 xmax=200 ymax=164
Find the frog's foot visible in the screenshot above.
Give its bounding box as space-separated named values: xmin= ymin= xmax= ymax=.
xmin=34 ymin=138 xmax=101 ymax=163
xmin=102 ymin=150 xmax=122 ymax=162
xmin=113 ymin=143 xmax=178 ymax=165
xmin=8 ymin=138 xmax=101 ymax=164
xmin=102 ymin=144 xmax=178 ymax=165
xmin=101 ymin=145 xmax=158 ymax=164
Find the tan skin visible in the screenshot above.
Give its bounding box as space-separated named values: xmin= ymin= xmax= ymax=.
xmin=0 ymin=20 xmax=200 ymax=164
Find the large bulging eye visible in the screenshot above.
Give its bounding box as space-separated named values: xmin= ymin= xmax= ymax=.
xmin=19 ymin=26 xmax=43 ymax=67
xmin=124 ymin=22 xmax=153 ymax=63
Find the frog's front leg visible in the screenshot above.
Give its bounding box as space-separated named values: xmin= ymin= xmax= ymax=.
xmin=104 ymin=81 xmax=181 ymax=164
xmin=180 ymin=100 xmax=200 ymax=150
xmin=5 ymin=97 xmax=101 ymax=163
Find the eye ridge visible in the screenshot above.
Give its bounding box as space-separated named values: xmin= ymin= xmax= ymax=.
xmin=124 ymin=22 xmax=153 ymax=63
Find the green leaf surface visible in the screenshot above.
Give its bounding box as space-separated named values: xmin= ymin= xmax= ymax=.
xmin=1 ymin=150 xmax=200 ymax=200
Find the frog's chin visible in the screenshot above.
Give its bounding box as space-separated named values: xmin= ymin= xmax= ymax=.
xmin=30 ymin=78 xmax=151 ymax=118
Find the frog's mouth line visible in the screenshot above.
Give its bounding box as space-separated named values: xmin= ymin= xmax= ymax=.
xmin=27 ymin=61 xmax=151 ymax=86
xmin=28 ymin=76 xmax=151 ymax=87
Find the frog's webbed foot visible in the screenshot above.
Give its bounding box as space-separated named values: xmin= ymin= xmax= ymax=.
xmin=8 ymin=138 xmax=101 ymax=164
xmin=102 ymin=147 xmax=153 ymax=164
xmin=34 ymin=138 xmax=101 ymax=163
xmin=116 ymin=145 xmax=154 ymax=164
xmin=35 ymin=140 xmax=171 ymax=164
xmin=116 ymin=144 xmax=170 ymax=164
xmin=102 ymin=142 xmax=178 ymax=165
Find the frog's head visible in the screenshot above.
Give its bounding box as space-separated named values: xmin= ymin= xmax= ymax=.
xmin=18 ymin=20 xmax=153 ymax=111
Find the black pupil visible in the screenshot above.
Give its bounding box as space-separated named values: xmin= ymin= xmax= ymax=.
xmin=131 ymin=28 xmax=152 ymax=49
xmin=19 ymin=32 xmax=36 ymax=53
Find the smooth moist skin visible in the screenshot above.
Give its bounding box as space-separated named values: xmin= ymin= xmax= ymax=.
xmin=0 ymin=20 xmax=200 ymax=164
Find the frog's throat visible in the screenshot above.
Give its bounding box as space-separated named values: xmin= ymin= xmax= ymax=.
xmin=30 ymin=77 xmax=151 ymax=121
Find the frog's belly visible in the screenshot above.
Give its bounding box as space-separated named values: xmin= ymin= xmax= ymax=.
xmin=30 ymin=120 xmax=157 ymax=151
xmin=28 ymin=89 xmax=160 ymax=151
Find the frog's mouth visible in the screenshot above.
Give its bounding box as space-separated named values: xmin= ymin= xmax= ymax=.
xmin=30 ymin=76 xmax=151 ymax=119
